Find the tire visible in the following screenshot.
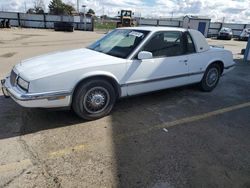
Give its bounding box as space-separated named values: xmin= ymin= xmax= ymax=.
xmin=241 ymin=49 xmax=245 ymax=55
xmin=72 ymin=79 xmax=116 ymax=120
xmin=200 ymin=64 xmax=221 ymax=92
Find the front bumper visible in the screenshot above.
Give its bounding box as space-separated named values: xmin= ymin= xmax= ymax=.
xmin=218 ymin=34 xmax=231 ymax=39
xmin=1 ymin=79 xmax=10 ymax=98
xmin=1 ymin=76 xmax=72 ymax=108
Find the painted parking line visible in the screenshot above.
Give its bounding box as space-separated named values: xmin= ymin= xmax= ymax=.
xmin=48 ymin=101 xmax=250 ymax=153
xmin=115 ymin=101 xmax=250 ymax=140
xmin=0 ymin=102 xmax=249 ymax=173
xmin=0 ymin=145 xmax=86 ymax=173
xmin=48 ymin=144 xmax=85 ymax=158
xmin=0 ymin=159 xmax=32 ymax=173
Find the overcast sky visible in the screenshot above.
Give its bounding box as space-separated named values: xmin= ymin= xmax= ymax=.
xmin=0 ymin=0 xmax=249 ymax=23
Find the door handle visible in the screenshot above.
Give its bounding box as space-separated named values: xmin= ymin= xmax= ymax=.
xmin=179 ymin=59 xmax=188 ymax=63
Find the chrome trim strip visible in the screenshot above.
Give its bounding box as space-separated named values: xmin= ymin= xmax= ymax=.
xmin=224 ymin=64 xmax=235 ymax=69
xmin=18 ymin=91 xmax=71 ymax=101
xmin=10 ymin=90 xmax=71 ymax=101
xmin=1 ymin=79 xmax=10 ymax=98
xmin=121 ymin=71 xmax=204 ymax=87
xmin=2 ymin=79 xmax=71 ymax=101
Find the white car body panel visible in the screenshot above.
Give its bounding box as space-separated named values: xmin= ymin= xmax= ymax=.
xmin=15 ymin=48 xmax=127 ymax=93
xmin=125 ymin=56 xmax=189 ymax=96
xmin=2 ymin=27 xmax=235 ymax=108
xmin=189 ymin=29 xmax=210 ymax=53
xmin=240 ymin=28 xmax=250 ymax=38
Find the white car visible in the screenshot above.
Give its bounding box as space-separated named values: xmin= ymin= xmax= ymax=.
xmin=1 ymin=27 xmax=235 ymax=120
xmin=217 ymin=27 xmax=233 ymax=40
xmin=239 ymin=28 xmax=250 ymax=41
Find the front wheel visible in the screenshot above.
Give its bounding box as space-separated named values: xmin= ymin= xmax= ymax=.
xmin=200 ymin=64 xmax=221 ymax=92
xmin=72 ymin=79 xmax=116 ymax=120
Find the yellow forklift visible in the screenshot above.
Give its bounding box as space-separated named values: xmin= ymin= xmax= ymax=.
xmin=116 ymin=10 xmax=134 ymax=28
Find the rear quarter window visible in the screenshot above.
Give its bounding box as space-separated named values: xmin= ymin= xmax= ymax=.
xmin=186 ymin=33 xmax=196 ymax=54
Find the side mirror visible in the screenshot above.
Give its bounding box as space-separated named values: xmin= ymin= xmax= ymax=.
xmin=138 ymin=51 xmax=153 ymax=60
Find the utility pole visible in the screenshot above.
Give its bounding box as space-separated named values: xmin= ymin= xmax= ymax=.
xmin=139 ymin=12 xmax=142 ymax=26
xmin=102 ymin=5 xmax=105 ymax=23
xmin=82 ymin=5 xmax=86 ymax=31
xmin=171 ymin=11 xmax=174 ymax=20
xmin=222 ymin=17 xmax=225 ymax=23
xmin=24 ymin=2 xmax=27 ymax=12
xmin=77 ymin=0 xmax=80 ymax=13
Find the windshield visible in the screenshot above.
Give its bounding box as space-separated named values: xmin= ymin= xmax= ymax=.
xmin=245 ymin=28 xmax=250 ymax=33
xmin=87 ymin=29 xmax=150 ymax=59
xmin=220 ymin=27 xmax=231 ymax=32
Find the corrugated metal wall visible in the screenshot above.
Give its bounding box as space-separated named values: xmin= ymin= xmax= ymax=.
xmin=0 ymin=11 xmax=94 ymax=31
xmin=138 ymin=18 xmax=250 ymax=37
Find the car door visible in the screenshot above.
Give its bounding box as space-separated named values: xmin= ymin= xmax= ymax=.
xmin=124 ymin=31 xmax=190 ymax=96
xmin=183 ymin=32 xmax=207 ymax=83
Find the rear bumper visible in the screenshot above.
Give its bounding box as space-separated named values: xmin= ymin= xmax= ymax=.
xmin=1 ymin=77 xmax=72 ymax=108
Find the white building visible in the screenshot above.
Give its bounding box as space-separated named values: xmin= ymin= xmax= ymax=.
xmin=183 ymin=15 xmax=211 ymax=37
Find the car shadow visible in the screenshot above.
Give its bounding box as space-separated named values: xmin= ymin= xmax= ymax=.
xmin=109 ymin=59 xmax=250 ymax=187
xmin=0 ymin=84 xmax=204 ymax=188
xmin=0 ymin=58 xmax=245 ymax=140
xmin=0 ymin=84 xmax=199 ymax=141
xmin=0 ymin=95 xmax=84 ymax=139
xmin=0 ymin=59 xmax=249 ymax=187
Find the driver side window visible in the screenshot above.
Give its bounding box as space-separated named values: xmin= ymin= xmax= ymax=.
xmin=143 ymin=31 xmax=184 ymax=58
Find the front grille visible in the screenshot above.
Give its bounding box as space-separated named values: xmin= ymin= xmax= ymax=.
xmin=220 ymin=33 xmax=228 ymax=36
xmin=10 ymin=70 xmax=18 ymax=86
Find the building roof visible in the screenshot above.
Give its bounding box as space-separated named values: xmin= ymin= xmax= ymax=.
xmin=184 ymin=15 xmax=211 ymax=20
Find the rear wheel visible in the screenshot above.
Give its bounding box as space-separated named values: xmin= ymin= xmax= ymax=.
xmin=200 ymin=64 xmax=221 ymax=92
xmin=72 ymin=79 xmax=116 ymax=120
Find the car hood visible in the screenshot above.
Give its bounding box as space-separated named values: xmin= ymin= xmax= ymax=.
xmin=14 ymin=48 xmax=121 ymax=80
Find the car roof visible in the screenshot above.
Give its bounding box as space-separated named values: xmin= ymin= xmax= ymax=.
xmin=117 ymin=26 xmax=188 ymax=32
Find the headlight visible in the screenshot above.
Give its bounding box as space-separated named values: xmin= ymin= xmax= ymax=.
xmin=17 ymin=77 xmax=29 ymax=91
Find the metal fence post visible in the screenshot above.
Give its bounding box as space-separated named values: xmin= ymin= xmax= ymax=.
xmin=44 ymin=14 xmax=46 ymax=29
xmin=91 ymin=16 xmax=94 ymax=31
xmin=17 ymin=13 xmax=20 ymax=27
xmin=84 ymin=14 xmax=87 ymax=31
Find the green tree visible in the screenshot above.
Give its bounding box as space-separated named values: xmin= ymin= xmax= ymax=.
xmin=35 ymin=7 xmax=45 ymax=14
xmin=87 ymin=9 xmax=95 ymax=15
xmin=48 ymin=0 xmax=75 ymax=15
xmin=63 ymin=3 xmax=75 ymax=15
xmin=34 ymin=0 xmax=45 ymax=13
xmin=48 ymin=0 xmax=64 ymax=15
xmin=26 ymin=0 xmax=45 ymax=14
